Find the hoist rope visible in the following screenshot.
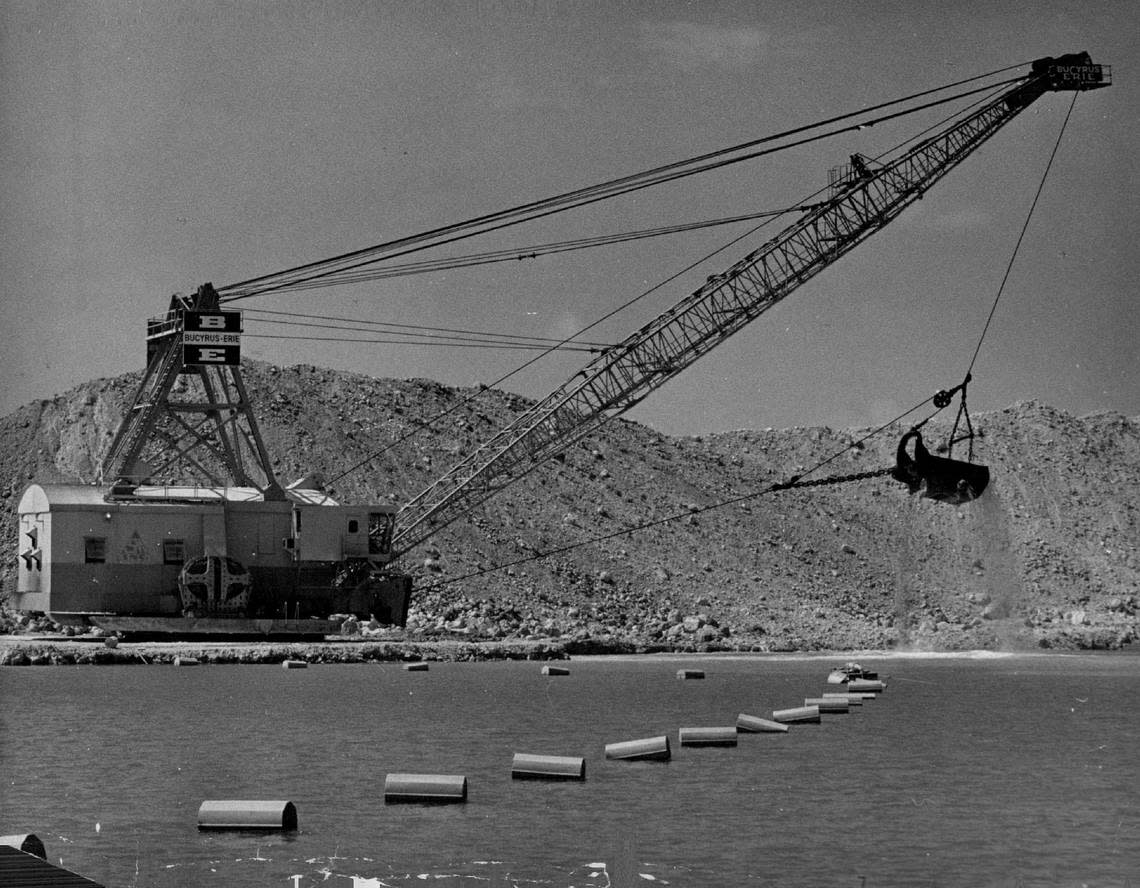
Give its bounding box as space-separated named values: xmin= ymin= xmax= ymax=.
xmin=964 ymin=91 xmax=1080 ymax=378
xmin=216 ymin=64 xmax=1028 ymax=302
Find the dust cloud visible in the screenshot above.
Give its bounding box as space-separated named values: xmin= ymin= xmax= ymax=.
xmin=892 ymin=497 xmax=919 ymax=649
xmin=891 ymin=485 xmax=1028 ymax=650
xmin=964 ymin=485 xmax=1030 ymax=649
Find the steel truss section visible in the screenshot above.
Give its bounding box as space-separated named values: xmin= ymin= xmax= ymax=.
xmin=390 ymin=73 xmax=1054 ymax=555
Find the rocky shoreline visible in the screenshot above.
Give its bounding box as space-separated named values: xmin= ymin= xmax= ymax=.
xmin=0 ymin=634 xmax=576 ymax=666
xmin=2 ymin=583 xmax=1137 ymax=667
xmin=1 ymin=613 xmax=1135 ymax=666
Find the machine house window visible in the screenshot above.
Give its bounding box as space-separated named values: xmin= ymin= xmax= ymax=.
xmin=84 ymin=537 xmax=107 ymax=564
xmin=163 ymin=540 xmax=186 ymax=565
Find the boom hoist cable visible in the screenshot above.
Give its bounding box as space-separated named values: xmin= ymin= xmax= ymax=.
xmin=242 ymin=86 xmax=1010 ymax=349
xmin=243 ymin=309 xmax=613 ymax=353
xmin=237 ymin=207 xmax=803 ymax=293
xmin=215 ymin=64 xmax=1030 ymax=302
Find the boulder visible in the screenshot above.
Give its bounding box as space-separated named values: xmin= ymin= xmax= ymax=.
xmin=2 ymin=649 xmax=31 ymax=666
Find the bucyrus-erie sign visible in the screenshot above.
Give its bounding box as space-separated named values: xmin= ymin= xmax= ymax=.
xmin=182 ymin=310 xmax=242 ymax=366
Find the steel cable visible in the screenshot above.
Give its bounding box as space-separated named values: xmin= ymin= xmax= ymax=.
xmin=217 ymin=63 xmax=1029 ymax=302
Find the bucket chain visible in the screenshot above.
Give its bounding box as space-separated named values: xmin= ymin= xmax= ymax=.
xmin=770 ymin=466 xmax=895 ymax=492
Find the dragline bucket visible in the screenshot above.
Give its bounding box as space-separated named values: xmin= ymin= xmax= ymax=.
xmin=892 ymin=430 xmax=990 ymax=505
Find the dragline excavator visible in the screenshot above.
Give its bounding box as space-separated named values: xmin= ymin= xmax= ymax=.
xmin=14 ymin=53 xmax=1109 ymax=636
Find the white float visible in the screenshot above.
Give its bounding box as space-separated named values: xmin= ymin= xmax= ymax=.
xmin=384 ymin=773 xmax=467 ymax=803
xmin=541 ymin=665 xmax=570 ymax=676
xmin=679 ymin=726 xmax=737 ymax=747
xmin=736 ymin=713 xmax=789 ymax=733
xmin=197 ymin=800 xmax=298 ymax=830
xmin=805 ymin=697 xmax=850 ymax=713
xmin=604 ymin=735 xmax=671 ymax=761
xmin=511 ymin=753 xmax=586 ymax=780
xmin=772 ymin=705 xmax=821 ymax=724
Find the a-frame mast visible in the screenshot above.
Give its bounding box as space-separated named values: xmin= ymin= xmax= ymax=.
xmin=99 ymin=283 xmax=284 ymax=500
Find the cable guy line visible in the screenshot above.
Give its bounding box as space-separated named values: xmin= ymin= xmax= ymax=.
xmin=245 ymin=333 xmax=602 ymax=353
xmin=222 ymin=79 xmax=1024 ymax=303
xmin=239 ymin=208 xmax=800 ymax=294
xmin=217 ymin=64 xmax=1028 ymax=302
xmin=245 ymin=314 xmax=612 ymax=349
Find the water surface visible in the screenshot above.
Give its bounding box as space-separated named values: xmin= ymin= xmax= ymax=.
xmin=2 ymin=652 xmax=1137 ymax=886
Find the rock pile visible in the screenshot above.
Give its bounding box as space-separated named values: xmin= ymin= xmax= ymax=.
xmin=1 ymin=364 xmax=1137 ymax=652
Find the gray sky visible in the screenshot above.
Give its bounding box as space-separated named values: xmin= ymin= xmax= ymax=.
xmin=2 ymin=1 xmax=1136 ymax=436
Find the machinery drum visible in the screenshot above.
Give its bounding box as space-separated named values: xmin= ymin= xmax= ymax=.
xmin=179 ymin=555 xmax=253 ymax=615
